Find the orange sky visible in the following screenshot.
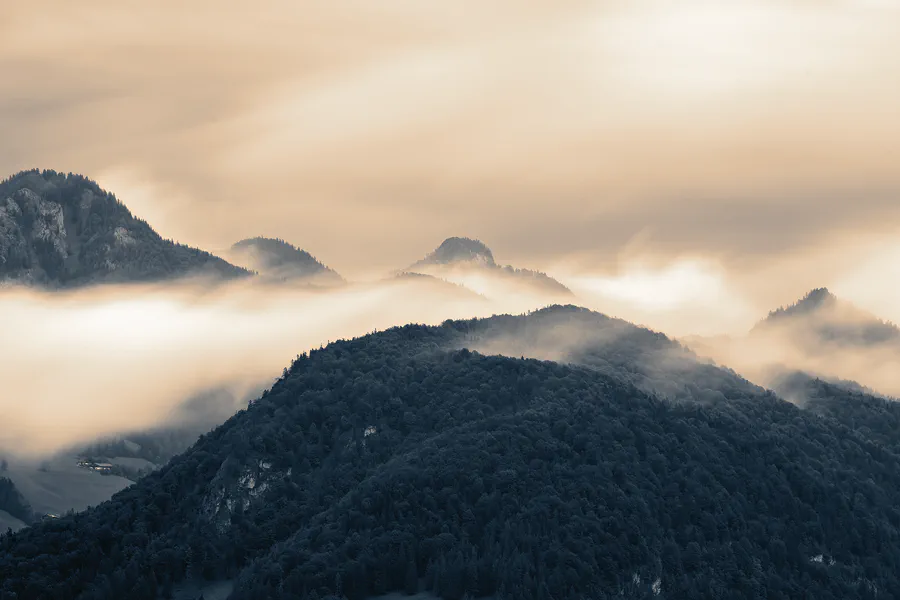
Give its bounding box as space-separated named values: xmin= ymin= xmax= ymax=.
xmin=2 ymin=0 xmax=899 ymax=307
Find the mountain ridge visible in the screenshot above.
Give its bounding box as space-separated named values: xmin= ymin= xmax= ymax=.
xmin=407 ymin=236 xmax=572 ymax=297
xmin=0 ymin=170 xmax=250 ymax=287
xmin=229 ymin=237 xmax=343 ymax=284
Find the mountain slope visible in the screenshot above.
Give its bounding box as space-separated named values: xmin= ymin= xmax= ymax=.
xmin=4 ymin=308 xmax=900 ymax=599
xmin=407 ymin=237 xmax=572 ymax=297
xmin=0 ymin=170 xmax=250 ymax=287
xmin=770 ymin=370 xmax=900 ymax=450
xmin=229 ymin=237 xmax=343 ymax=284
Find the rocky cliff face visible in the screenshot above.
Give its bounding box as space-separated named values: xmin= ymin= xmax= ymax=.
xmin=0 ymin=170 xmax=249 ymax=287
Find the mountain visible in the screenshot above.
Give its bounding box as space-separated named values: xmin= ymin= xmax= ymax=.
xmin=752 ymin=287 xmax=900 ymax=348
xmin=769 ymin=369 xmax=900 ymax=449
xmin=5 ymin=307 xmax=900 ymax=599
xmin=0 ymin=169 xmax=250 ymax=287
xmin=407 ymin=236 xmax=572 ymax=297
xmin=683 ymin=288 xmax=900 ymax=398
xmin=229 ymin=237 xmax=343 ymax=285
xmin=412 ymin=236 xmax=496 ymax=267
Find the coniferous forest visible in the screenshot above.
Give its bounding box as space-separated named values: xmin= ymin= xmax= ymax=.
xmin=3 ymin=307 xmax=900 ymax=599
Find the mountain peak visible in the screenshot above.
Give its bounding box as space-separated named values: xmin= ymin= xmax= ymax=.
xmin=762 ymin=287 xmax=838 ymax=323
xmin=229 ymin=237 xmax=342 ymax=283
xmin=407 ymin=236 xmax=572 ymax=296
xmin=421 ymin=237 xmax=495 ymax=266
xmin=0 ymin=169 xmax=249 ymax=287
xmin=754 ymin=287 xmax=899 ymax=346
xmin=799 ymin=287 xmax=837 ymax=307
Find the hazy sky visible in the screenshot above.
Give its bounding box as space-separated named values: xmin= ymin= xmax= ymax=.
xmin=2 ymin=1 xmax=900 ymax=309
xmin=4 ymin=2 xmax=900 ymax=453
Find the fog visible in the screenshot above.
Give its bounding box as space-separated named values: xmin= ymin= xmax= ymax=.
xmin=5 ymin=244 xmax=900 ymax=455
xmin=684 ymin=309 xmax=900 ymax=399
xmin=0 ymin=276 xmax=562 ymax=456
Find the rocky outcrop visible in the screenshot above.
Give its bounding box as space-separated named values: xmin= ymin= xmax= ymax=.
xmin=0 ymin=169 xmax=250 ymax=287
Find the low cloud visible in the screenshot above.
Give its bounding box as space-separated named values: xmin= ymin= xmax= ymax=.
xmin=0 ymin=276 xmax=549 ymax=456
xmin=685 ymin=315 xmax=900 ymax=399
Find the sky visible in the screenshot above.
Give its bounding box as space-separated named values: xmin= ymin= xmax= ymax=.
xmin=2 ymin=0 xmax=900 ymax=316
xmin=3 ymin=1 xmax=900 ymax=454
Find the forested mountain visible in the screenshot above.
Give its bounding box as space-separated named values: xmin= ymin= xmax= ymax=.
xmin=229 ymin=237 xmax=343 ymax=285
xmin=4 ymin=307 xmax=900 ymax=599
xmin=0 ymin=170 xmax=250 ymax=287
xmin=753 ymin=288 xmax=900 ymax=348
xmin=770 ymin=370 xmax=900 ymax=450
xmin=412 ymin=236 xmax=496 ymax=267
xmin=408 ymin=237 xmax=572 ymax=296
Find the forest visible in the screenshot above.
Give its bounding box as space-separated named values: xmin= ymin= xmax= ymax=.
xmin=2 ymin=306 xmax=900 ymax=599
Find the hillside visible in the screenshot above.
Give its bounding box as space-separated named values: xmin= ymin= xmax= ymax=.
xmin=0 ymin=170 xmax=250 ymax=287
xmin=4 ymin=308 xmax=900 ymax=599
xmin=770 ymin=370 xmax=900 ymax=450
xmin=229 ymin=237 xmax=343 ymax=284
xmin=407 ymin=237 xmax=572 ymax=297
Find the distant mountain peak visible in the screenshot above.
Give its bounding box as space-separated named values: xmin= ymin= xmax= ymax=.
xmin=754 ymin=287 xmax=899 ymax=347
xmin=0 ymin=169 xmax=249 ymax=287
xmin=229 ymin=237 xmax=343 ymax=284
xmin=406 ymin=236 xmax=572 ymax=296
xmin=797 ymin=287 xmax=838 ymax=309
xmin=765 ymin=287 xmax=838 ymax=321
xmin=417 ymin=237 xmax=496 ymax=267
